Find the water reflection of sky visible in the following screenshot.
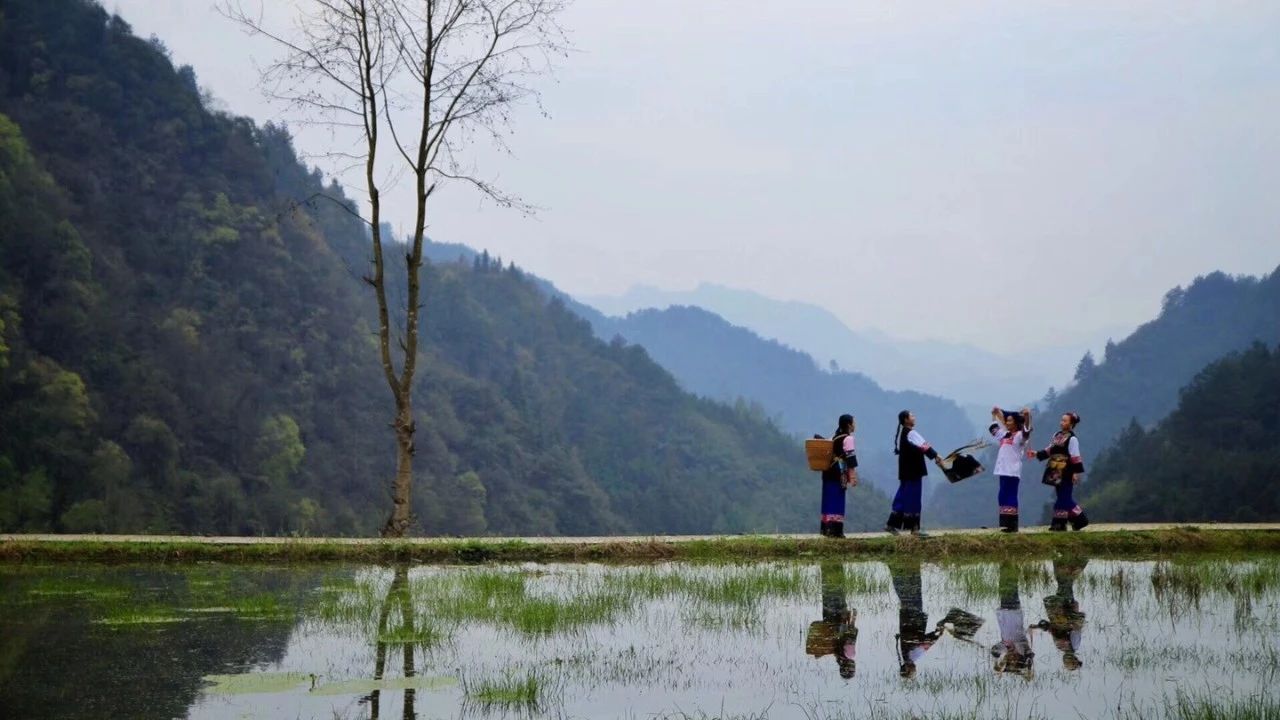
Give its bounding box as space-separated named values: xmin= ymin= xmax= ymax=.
xmin=2 ymin=559 xmax=1277 ymax=719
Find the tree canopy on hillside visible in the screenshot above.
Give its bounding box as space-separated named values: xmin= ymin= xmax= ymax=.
xmin=1083 ymin=343 xmax=1280 ymax=522
xmin=1038 ymin=268 xmax=1280 ymax=466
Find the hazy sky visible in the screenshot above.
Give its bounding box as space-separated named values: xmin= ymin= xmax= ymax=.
xmin=109 ymin=0 xmax=1280 ymax=353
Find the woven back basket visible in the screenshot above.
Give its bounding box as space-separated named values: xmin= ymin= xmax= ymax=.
xmin=805 ymin=438 xmax=834 ymax=471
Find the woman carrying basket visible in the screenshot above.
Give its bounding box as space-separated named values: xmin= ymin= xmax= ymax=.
xmin=819 ymin=414 xmax=858 ymax=538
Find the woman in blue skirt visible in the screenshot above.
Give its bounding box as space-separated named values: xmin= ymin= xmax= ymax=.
xmin=819 ymin=414 xmax=858 ymax=538
xmin=887 ymin=410 xmax=944 ymax=536
xmin=990 ymin=406 xmax=1032 ymax=533
xmin=1030 ymin=412 xmax=1090 ymax=531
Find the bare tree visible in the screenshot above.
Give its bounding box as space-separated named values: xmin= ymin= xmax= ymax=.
xmin=222 ymin=0 xmax=568 ymax=536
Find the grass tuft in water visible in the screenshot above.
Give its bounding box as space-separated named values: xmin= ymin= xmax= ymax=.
xmin=224 ymin=592 xmax=293 ymax=620
xmin=941 ymin=563 xmax=999 ymax=602
xmin=376 ymin=621 xmax=445 ymax=646
xmin=465 ymin=672 xmax=548 ymax=712
xmin=1152 ymin=560 xmax=1280 ymax=605
xmin=837 ymin=562 xmax=890 ymax=595
xmin=96 ymin=603 xmax=186 ymax=625
xmin=1117 ymin=689 xmax=1280 ymax=720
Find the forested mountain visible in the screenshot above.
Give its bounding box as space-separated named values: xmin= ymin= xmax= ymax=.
xmin=1082 ymin=343 xmax=1280 ymax=521
xmin=1038 ymin=268 xmax=1280 ymax=467
xmin=590 ymin=306 xmax=977 ymax=491
xmin=0 ymin=0 xmax=891 ymax=536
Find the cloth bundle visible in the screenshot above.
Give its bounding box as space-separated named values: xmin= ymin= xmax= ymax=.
xmin=939 ymin=439 xmax=991 ymax=484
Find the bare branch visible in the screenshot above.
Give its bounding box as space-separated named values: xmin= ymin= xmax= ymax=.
xmin=232 ymin=0 xmax=570 ymax=537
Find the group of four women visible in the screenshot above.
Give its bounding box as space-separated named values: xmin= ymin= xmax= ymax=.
xmin=818 ymin=409 xmax=1090 ymax=538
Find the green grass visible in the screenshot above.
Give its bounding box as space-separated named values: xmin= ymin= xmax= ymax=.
xmin=463 ymin=568 xmax=529 ymax=599
xmin=1118 ymin=690 xmax=1280 ymax=720
xmin=1108 ymin=644 xmax=1216 ymax=672
xmin=500 ymin=594 xmax=625 ymax=635
xmin=302 ymin=563 xmax=820 ymax=640
xmin=791 ymin=698 xmax=1052 ymax=720
xmin=4 ymin=527 xmax=1280 ymax=565
xmin=639 ymin=710 xmax=770 ymax=720
xmin=465 ymin=672 xmax=548 ymax=712
xmin=1016 ymin=561 xmax=1055 ymax=594
xmin=1152 ymin=559 xmax=1280 ymax=603
xmin=911 ymin=670 xmax=997 ymax=703
xmin=1077 ymin=563 xmax=1139 ymax=603
xmin=0 ymin=563 xmax=322 ymax=630
xmin=678 ymin=566 xmax=809 ymax=608
xmin=838 ymin=562 xmax=890 ymax=594
xmin=96 ymin=604 xmax=187 ymax=625
xmin=375 ymin=621 xmax=445 ymax=646
xmin=20 ymin=576 xmax=132 ymax=602
xmin=941 ymin=563 xmax=999 ymax=602
xmin=222 ymin=592 xmax=293 ymax=620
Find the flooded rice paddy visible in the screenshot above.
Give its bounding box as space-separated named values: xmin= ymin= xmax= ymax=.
xmin=2 ymin=557 xmax=1278 ymax=719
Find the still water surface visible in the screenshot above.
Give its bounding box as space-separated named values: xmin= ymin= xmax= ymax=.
xmin=1 ymin=557 xmax=1277 ymax=719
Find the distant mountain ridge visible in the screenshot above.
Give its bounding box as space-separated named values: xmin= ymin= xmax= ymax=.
xmin=581 ymin=283 xmax=1123 ymax=406
xmin=587 ymin=305 xmax=978 ymax=492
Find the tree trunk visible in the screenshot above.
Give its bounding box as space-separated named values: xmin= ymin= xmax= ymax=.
xmin=382 ymin=402 xmax=415 ymax=537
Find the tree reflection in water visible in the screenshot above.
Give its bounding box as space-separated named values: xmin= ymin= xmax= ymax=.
xmin=369 ymin=563 xmax=417 ymax=720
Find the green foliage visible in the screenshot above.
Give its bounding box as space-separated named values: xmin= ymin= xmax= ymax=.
xmin=254 ymin=414 xmax=305 ymax=486
xmin=60 ymin=498 xmax=108 ymax=532
xmin=0 ymin=300 xmax=10 ymax=374
xmin=159 ymin=308 xmax=202 ymax=348
xmin=27 ymin=357 xmax=95 ymax=430
xmin=1085 ymin=343 xmax=1280 ymax=521
xmin=123 ymin=415 xmax=179 ymax=486
xmin=0 ymin=465 xmax=52 ymax=530
xmin=1041 ymin=268 xmax=1280 ymax=468
xmin=88 ymin=441 xmax=131 ymax=491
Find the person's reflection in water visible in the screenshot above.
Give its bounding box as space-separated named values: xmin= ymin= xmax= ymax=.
xmin=891 ymin=560 xmax=941 ymax=678
xmin=992 ymin=562 xmax=1034 ymax=676
xmin=1034 ymin=558 xmax=1088 ymax=670
xmin=806 ymin=563 xmax=859 ymax=678
xmin=368 ymin=563 xmax=418 ymax=720
xmin=890 ymin=561 xmax=985 ymax=678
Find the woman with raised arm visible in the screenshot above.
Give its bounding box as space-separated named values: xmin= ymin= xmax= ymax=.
xmin=989 ymin=406 xmax=1032 ymax=533
xmin=887 ymin=410 xmax=944 ymax=536
xmin=819 ymin=414 xmax=858 ymax=538
xmin=1030 ymin=412 xmax=1090 ymax=531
